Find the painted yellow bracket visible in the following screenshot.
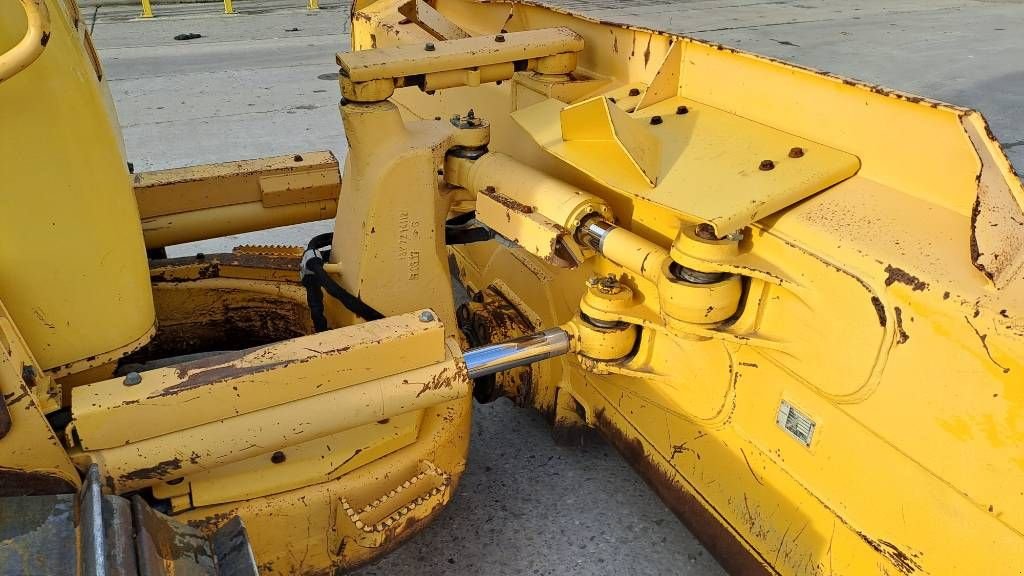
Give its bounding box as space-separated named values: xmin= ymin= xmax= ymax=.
xmin=514 ymin=92 xmax=861 ymax=235
xmin=396 ymin=0 xmax=468 ymax=40
xmin=561 ymin=96 xmax=661 ymax=187
xmin=71 ymin=310 xmax=470 ymax=493
xmin=338 ymin=27 xmax=583 ymax=83
xmin=134 ymin=151 xmax=341 ymax=248
xmin=0 ymin=300 xmax=79 ymax=490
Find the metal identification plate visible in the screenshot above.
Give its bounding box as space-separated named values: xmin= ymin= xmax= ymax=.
xmin=777 ymin=400 xmax=816 ymax=447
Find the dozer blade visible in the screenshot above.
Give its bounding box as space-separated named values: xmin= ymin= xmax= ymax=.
xmin=0 ymin=466 xmax=257 ymax=576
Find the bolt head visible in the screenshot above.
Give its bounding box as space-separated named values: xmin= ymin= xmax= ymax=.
xmin=628 ymin=88 xmax=641 ymax=97
xmin=123 ymin=372 xmax=142 ymax=386
xmin=495 ymin=34 xmax=506 ymax=42
xmin=788 ymin=147 xmax=805 ymax=158
xmin=676 ymin=105 xmax=689 ymax=115
xmin=271 ymin=451 xmax=286 ymax=464
xmin=419 ymin=310 xmax=435 ymax=323
xmin=758 ymin=159 xmax=775 ymax=171
xmin=649 ymin=115 xmax=663 ymax=126
xmin=424 ymin=42 xmax=435 ymax=51
xmin=594 ymin=274 xmax=622 ymax=294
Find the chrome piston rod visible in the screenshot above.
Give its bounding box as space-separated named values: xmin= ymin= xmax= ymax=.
xmin=463 ymin=328 xmax=570 ymax=379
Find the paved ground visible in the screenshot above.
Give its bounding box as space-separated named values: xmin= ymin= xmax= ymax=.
xmin=88 ymin=1 xmax=1024 ymax=574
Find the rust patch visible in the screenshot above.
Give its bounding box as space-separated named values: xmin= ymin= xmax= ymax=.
xmin=187 ymin=510 xmax=237 ymax=532
xmin=893 ymin=307 xmax=910 ymax=344
xmin=149 ymin=251 xmax=302 ymax=284
xmin=870 ymin=296 xmax=887 ymax=327
xmin=551 ymin=419 xmax=593 ymax=448
xmin=0 ymin=467 xmax=76 ymax=496
xmin=855 ymin=533 xmax=922 ymax=575
xmin=883 ymin=265 xmax=928 ymax=292
xmin=457 ymin=287 xmax=538 ymax=405
xmin=594 ymin=409 xmax=772 ymax=576
xmin=414 ymin=368 xmax=455 ymax=398
xmin=20 ymin=364 xmax=37 ymax=389
xmin=120 ymin=457 xmax=183 ymax=482
xmin=969 ymin=195 xmax=996 ymax=281
xmin=0 ymin=399 xmax=9 ymax=439
xmin=965 ymin=316 xmax=1011 ymax=374
xmin=326 ymin=448 xmax=363 ymax=477
xmin=173 ymin=347 xmax=256 ymax=378
xmin=481 ymin=185 xmax=533 ymax=214
xmin=157 ymin=359 xmax=291 ymax=398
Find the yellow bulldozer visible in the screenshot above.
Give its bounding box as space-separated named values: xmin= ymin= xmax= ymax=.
xmin=1 ymin=0 xmax=1022 ymax=574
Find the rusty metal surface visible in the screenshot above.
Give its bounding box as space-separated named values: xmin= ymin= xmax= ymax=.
xmin=0 ymin=494 xmax=77 ymax=575
xmin=101 ymin=494 xmax=140 ymax=576
xmin=0 ymin=401 xmax=10 ymax=441
xmin=80 ymin=465 xmax=109 ymax=576
xmin=457 ymin=287 xmax=536 ymax=404
xmin=133 ymin=494 xmax=219 ymax=576
xmin=210 ymin=517 xmax=258 ymax=576
xmin=70 ymin=464 xmax=139 ymax=576
xmin=594 ymin=409 xmax=773 ymax=576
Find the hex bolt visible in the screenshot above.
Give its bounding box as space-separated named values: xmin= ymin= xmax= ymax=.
xmin=419 ymin=310 xmax=435 ymax=322
xmin=588 ymin=274 xmax=622 ymax=295
xmin=271 ymin=451 xmax=286 ymax=464
xmin=424 ymin=42 xmax=435 ymax=51
xmin=788 ymin=147 xmax=805 ymax=158
xmin=649 ymin=115 xmax=663 ymax=125
xmin=293 ymin=154 xmax=303 ymax=162
xmin=123 ymin=372 xmax=142 ymax=386
xmin=628 ymin=88 xmax=641 ymax=97
xmin=676 ymin=105 xmax=689 ymax=115
xmin=495 ymin=34 xmax=506 ymax=42
xmin=759 ymin=159 xmax=776 ymax=171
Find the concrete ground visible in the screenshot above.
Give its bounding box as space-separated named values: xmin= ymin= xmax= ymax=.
xmin=87 ymin=1 xmax=1024 ymax=574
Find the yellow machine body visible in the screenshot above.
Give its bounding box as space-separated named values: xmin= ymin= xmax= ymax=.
xmin=0 ymin=0 xmax=155 ymax=386
xmin=1 ymin=2 xmax=471 ymax=573
xmin=1 ymin=0 xmax=1023 ymax=575
xmin=347 ymin=1 xmax=1024 ymax=575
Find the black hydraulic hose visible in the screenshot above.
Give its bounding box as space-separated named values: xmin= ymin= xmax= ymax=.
xmin=302 ymin=233 xmax=384 ymax=332
xmin=301 ymin=273 xmax=329 ymax=332
xmin=444 ymin=211 xmax=494 ymax=245
xmin=302 ymin=214 xmax=490 ymax=332
xmin=445 ymin=226 xmax=493 ymax=245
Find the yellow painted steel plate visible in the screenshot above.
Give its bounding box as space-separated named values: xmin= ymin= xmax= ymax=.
xmin=513 ymin=95 xmax=861 ymax=234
